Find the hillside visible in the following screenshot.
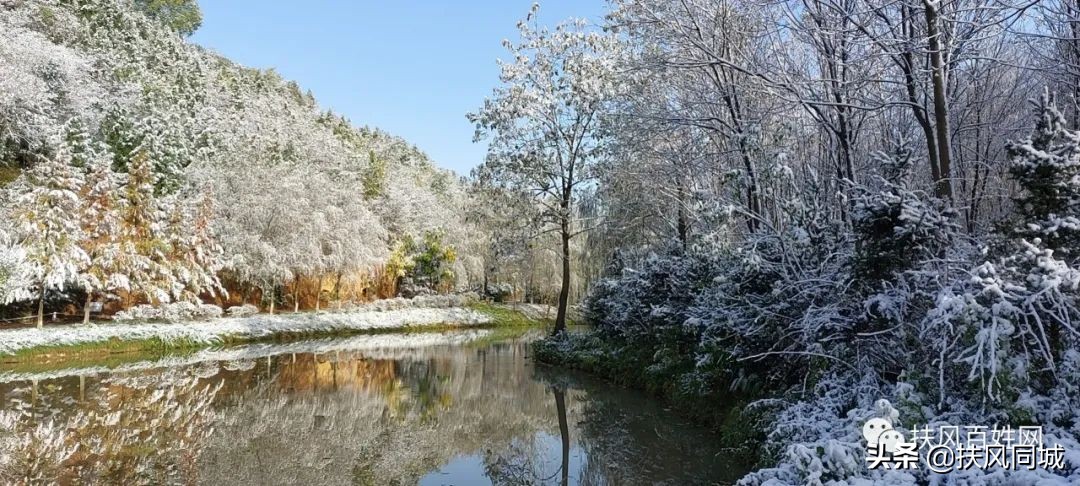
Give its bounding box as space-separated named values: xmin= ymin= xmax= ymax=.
xmin=0 ymin=0 xmax=481 ymax=317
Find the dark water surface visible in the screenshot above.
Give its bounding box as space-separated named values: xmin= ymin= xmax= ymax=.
xmin=0 ymin=330 xmax=749 ymax=485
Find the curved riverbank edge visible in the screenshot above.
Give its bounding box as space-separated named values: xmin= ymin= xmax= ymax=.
xmin=533 ymin=333 xmax=768 ymax=468
xmin=0 ymin=301 xmax=551 ymax=365
xmin=0 ymin=329 xmax=502 ymax=384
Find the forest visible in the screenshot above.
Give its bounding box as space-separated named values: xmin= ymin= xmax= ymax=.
xmin=3 ymin=0 xmax=1080 ymax=483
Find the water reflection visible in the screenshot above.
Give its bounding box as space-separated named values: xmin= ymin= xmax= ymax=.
xmin=0 ymin=332 xmax=748 ymax=485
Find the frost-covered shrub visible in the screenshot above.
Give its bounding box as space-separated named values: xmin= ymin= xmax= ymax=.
xmin=739 ymin=380 xmax=918 ymax=486
xmin=483 ymin=282 xmax=514 ymax=302
xmin=398 ymin=281 xmax=436 ymax=299
xmin=361 ymin=293 xmax=476 ymax=313
xmin=113 ymin=304 xmax=162 ymax=321
xmin=161 ymin=301 xmax=198 ymax=321
xmin=851 ymin=152 xmax=958 ymax=285
xmin=114 ymin=302 xmax=226 ymax=322
xmin=923 ymin=238 xmax=1080 ymax=403
xmin=226 ymin=304 xmax=258 ymax=318
xmin=193 ymin=304 xmax=223 ymax=320
xmin=585 ymin=244 xmax=715 ymax=342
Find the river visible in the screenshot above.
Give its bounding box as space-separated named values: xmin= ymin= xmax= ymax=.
xmin=0 ymin=329 xmax=749 ymax=485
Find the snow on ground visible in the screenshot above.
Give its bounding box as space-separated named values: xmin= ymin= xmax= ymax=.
xmin=0 ymin=329 xmax=494 ymax=383
xmin=506 ymin=303 xmax=556 ymax=321
xmin=0 ymin=305 xmax=491 ymax=358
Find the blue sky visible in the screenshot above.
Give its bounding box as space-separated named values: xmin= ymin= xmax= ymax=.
xmin=190 ymin=1 xmax=607 ymax=175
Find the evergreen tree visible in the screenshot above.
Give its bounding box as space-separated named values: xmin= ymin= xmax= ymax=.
xmin=119 ymin=149 xmax=174 ymax=304
xmin=852 ymin=148 xmax=958 ymax=284
xmin=12 ymin=151 xmax=88 ymax=327
xmin=1006 ymin=91 xmax=1080 ymax=258
xmin=76 ymin=156 xmax=126 ymax=324
xmin=133 ymin=0 xmax=203 ymax=37
xmin=163 ymin=189 xmax=224 ymax=302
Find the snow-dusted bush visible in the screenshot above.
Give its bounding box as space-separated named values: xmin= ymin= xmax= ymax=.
xmin=226 ymin=304 xmax=258 ymax=318
xmin=193 ymin=304 xmax=223 ymax=320
xmin=397 ymin=281 xmax=436 ymax=299
xmin=114 ymin=302 xmax=224 ymax=322
xmin=112 ymin=304 xmax=162 ymax=322
xmin=483 ymin=282 xmax=514 ymax=302
xmin=360 ymin=293 xmax=477 ymax=313
xmin=851 ymin=150 xmax=959 ymax=285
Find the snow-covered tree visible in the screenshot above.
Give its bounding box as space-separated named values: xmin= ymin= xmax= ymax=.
xmin=0 ymin=231 xmax=34 ymax=306
xmin=163 ymin=188 xmax=225 ymax=304
xmin=75 ymin=152 xmax=127 ymax=324
xmin=470 ymin=4 xmax=620 ymax=333
xmin=1006 ymin=91 xmax=1080 ymax=258
xmin=10 ymin=149 xmax=88 ymax=327
xmin=116 ymin=149 xmax=175 ymax=304
xmin=133 ymin=0 xmax=203 ymax=37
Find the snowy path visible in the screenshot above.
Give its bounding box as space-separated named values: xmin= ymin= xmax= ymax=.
xmin=0 ymin=306 xmax=491 ymax=358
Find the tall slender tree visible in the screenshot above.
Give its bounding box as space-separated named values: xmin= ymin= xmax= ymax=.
xmin=470 ymin=5 xmax=620 ymax=334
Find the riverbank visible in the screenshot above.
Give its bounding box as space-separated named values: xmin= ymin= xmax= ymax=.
xmin=533 ymin=332 xmax=770 ymax=464
xmin=0 ymin=297 xmax=551 ymax=365
xmin=0 ymin=329 xmax=504 ymax=382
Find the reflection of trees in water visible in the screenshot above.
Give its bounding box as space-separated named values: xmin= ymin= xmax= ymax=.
xmin=481 ymin=386 xmax=580 ymax=486
xmin=555 ymin=387 xmax=570 ymax=486
xmin=200 ymin=341 xmax=565 ymax=485
xmin=0 ymin=369 xmax=221 ymax=485
xmin=530 ymin=366 xmax=749 ymax=485
xmin=0 ymin=339 xmax=743 ymax=485
xmin=483 ymin=437 xmax=543 ymax=485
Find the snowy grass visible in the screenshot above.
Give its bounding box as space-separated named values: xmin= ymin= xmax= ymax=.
xmin=0 ymin=329 xmax=495 ymax=384
xmin=0 ymin=304 xmax=493 ymax=361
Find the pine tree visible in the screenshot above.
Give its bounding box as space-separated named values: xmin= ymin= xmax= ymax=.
xmin=120 ymin=149 xmax=173 ymax=304
xmin=163 ymin=188 xmax=224 ymax=302
xmin=13 ymin=151 xmax=89 ymax=327
xmin=1006 ymin=91 xmax=1080 ymax=258
xmin=76 ymin=157 xmax=126 ymax=324
xmin=852 ymin=148 xmax=958 ymax=284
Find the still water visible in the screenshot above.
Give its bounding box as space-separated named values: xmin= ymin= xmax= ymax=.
xmin=0 ymin=329 xmax=749 ymax=485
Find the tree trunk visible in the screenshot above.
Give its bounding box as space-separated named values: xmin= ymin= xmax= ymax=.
xmin=1071 ymin=0 xmax=1080 ymax=128
xmin=900 ymin=3 xmax=942 ymax=190
xmin=36 ymin=285 xmax=45 ymax=329
xmin=315 ymin=276 xmax=323 ymax=312
xmin=334 ymin=272 xmax=343 ymax=309
xmin=294 ymin=279 xmax=301 ymax=313
xmin=924 ymin=0 xmax=954 ymax=201
xmin=269 ymin=287 xmax=275 ymax=315
xmin=554 ymin=214 xmax=571 ymax=335
xmin=83 ymin=291 xmax=93 ymax=325
xmin=677 ymin=176 xmax=689 ymax=250
xmin=554 ymin=387 xmax=570 ymax=486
